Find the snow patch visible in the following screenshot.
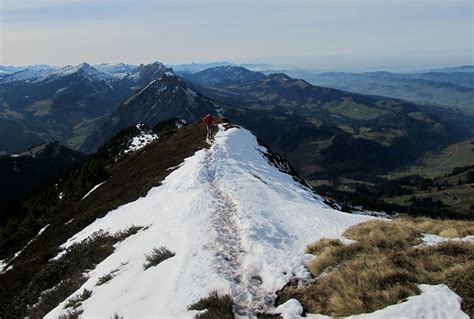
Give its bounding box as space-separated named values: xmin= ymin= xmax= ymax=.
xmin=0 ymin=260 xmax=6 ymax=273
xmin=272 ymin=299 xmax=304 ymax=318
xmin=418 ymin=233 xmax=474 ymax=246
xmin=352 ymin=207 xmax=391 ymax=218
xmin=187 ymin=88 xmax=197 ymax=97
xmin=82 ymin=181 xmax=107 ymax=200
xmin=124 ymin=125 xmax=158 ymax=154
xmin=175 ymin=120 xmax=185 ymax=129
xmin=54 ymin=87 xmax=68 ymax=95
xmin=166 ymin=163 xmax=185 ymax=171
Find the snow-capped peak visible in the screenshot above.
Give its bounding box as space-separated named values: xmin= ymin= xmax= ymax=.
xmin=94 ymin=63 xmax=138 ymax=78
xmin=48 ymin=63 xmax=111 ymax=82
xmin=0 ymin=63 xmax=112 ymax=83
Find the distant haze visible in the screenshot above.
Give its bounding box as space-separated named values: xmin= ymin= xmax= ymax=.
xmin=1 ymin=0 xmax=472 ymax=70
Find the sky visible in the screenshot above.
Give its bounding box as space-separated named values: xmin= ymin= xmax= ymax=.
xmin=0 ymin=0 xmax=472 ymax=70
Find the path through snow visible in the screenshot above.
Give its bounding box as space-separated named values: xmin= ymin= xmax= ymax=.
xmin=205 ymin=134 xmax=271 ymax=315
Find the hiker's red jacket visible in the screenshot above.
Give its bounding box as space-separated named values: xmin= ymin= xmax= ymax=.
xmin=202 ymin=115 xmax=214 ymax=126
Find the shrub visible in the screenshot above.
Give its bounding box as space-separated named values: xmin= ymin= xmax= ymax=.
xmin=188 ymin=291 xmax=234 ymax=319
xmin=57 ymin=309 xmax=83 ymax=319
xmin=65 ymin=289 xmax=92 ymax=309
xmin=143 ymin=246 xmax=175 ymax=270
xmin=13 ymin=227 xmax=142 ymax=318
xmin=27 ymin=276 xmax=88 ymax=319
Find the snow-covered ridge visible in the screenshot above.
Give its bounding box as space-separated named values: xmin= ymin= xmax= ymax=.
xmin=46 ymin=125 xmax=374 ymax=318
xmin=45 ymin=126 xmax=467 ymax=318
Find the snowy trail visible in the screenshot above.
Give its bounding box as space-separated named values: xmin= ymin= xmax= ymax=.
xmin=205 ymin=139 xmax=271 ymax=315
xmin=205 ymin=148 xmax=242 ymax=284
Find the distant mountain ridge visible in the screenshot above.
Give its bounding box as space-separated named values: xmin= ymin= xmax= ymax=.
xmin=181 ymin=66 xmax=474 ymax=180
xmin=276 ymin=68 xmax=474 ymax=112
xmin=179 ymin=65 xmax=266 ymax=86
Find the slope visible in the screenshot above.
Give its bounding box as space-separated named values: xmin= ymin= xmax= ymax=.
xmin=0 ymin=142 xmax=84 ymax=221
xmin=0 ymin=122 xmax=208 ymax=317
xmin=45 ymin=124 xmax=375 ymax=318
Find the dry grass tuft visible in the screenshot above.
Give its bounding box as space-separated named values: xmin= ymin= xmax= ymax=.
xmin=277 ymin=217 xmax=473 ymax=317
xmin=57 ymin=309 xmax=83 ymax=319
xmin=64 ymin=289 xmax=92 ymax=310
xmin=97 ymin=268 xmax=120 ymax=286
xmin=188 ymin=291 xmax=234 ymax=319
xmin=305 ymin=238 xmax=344 ymax=255
xmin=343 ymin=220 xmax=421 ymax=247
xmin=143 ymin=246 xmax=175 ymax=270
xmin=439 ymin=228 xmax=461 ymax=238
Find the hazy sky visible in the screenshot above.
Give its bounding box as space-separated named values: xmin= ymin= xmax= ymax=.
xmin=1 ymin=0 xmax=472 ymax=70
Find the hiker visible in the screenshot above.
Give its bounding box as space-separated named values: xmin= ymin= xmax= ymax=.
xmin=202 ymin=114 xmax=215 ymax=140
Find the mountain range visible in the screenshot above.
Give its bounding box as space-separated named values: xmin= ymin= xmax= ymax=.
xmin=0 ymin=61 xmax=473 ymax=318
xmin=279 ymin=68 xmax=474 ymax=113
xmin=0 ymin=62 xmax=170 ymax=153
xmin=2 ymin=62 xmax=473 ymax=214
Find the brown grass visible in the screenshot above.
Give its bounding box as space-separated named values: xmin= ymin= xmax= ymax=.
xmin=188 ymin=291 xmax=234 ymax=319
xmin=96 ymin=269 xmax=120 ymax=286
xmin=277 ymin=218 xmax=474 ymax=317
xmin=396 ymin=217 xmax=474 ymax=238
xmin=143 ymin=246 xmax=175 ymax=270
